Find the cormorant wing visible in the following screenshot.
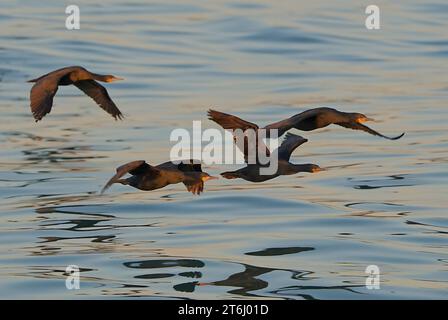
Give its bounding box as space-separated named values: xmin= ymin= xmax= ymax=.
xmin=183 ymin=175 xmax=204 ymax=195
xmin=208 ymin=109 xmax=270 ymax=164
xmin=30 ymin=79 xmax=59 ymax=122
xmin=232 ymin=134 xmax=271 ymax=165
xmin=336 ymin=122 xmax=405 ymax=140
xmin=208 ymin=109 xmax=259 ymax=131
xmin=28 ymin=67 xmax=89 ymax=121
xmin=262 ymin=117 xmax=293 ymax=138
xmin=29 ymin=67 xmax=88 ymax=121
xmin=101 ymin=160 xmax=159 ymax=193
xmin=158 ymin=159 xmax=203 ymax=172
xmin=74 ymin=80 xmax=124 ymax=120
xmin=27 ymin=66 xmax=82 ymax=83
xmin=277 ymin=133 xmax=308 ymax=161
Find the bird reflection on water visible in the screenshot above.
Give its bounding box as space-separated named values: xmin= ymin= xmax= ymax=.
xmin=123 ymin=257 xmax=364 ymax=299
xmin=2 ymin=0 xmax=447 ymax=300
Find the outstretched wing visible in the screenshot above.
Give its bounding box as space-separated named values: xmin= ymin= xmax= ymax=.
xmin=30 ymin=80 xmax=59 ymax=122
xmin=101 ymin=160 xmax=159 ymax=193
xmin=74 ymin=80 xmax=123 ymax=120
xmin=336 ymin=122 xmax=405 ymax=140
xmin=277 ymin=133 xmax=308 ymax=161
xmin=157 ymin=159 xmax=203 ymax=172
xmin=208 ymin=109 xmax=258 ymax=131
xmin=208 ymin=109 xmax=270 ymax=164
xmin=29 ymin=67 xmax=81 ymax=122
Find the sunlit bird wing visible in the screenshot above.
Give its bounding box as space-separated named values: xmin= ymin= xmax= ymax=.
xmin=74 ymin=80 xmax=123 ymax=120
xmin=208 ymin=109 xmax=270 ymax=164
xmin=30 ymin=80 xmax=59 ymax=121
xmin=208 ymin=109 xmax=258 ymax=131
xmin=29 ymin=68 xmax=80 ymax=122
xmin=336 ymin=122 xmax=405 ymax=140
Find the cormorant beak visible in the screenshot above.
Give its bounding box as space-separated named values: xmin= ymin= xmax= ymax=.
xmin=312 ymin=167 xmax=324 ymax=173
xmin=203 ymin=175 xmax=219 ymax=181
xmin=109 ymin=76 xmax=124 ymax=82
xmin=358 ymin=117 xmax=375 ymax=123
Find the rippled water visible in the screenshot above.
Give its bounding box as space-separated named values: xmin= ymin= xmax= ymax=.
xmin=1 ymin=0 xmax=447 ymax=299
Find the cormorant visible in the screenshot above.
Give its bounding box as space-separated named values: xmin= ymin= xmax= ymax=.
xmin=221 ymin=133 xmax=321 ymax=182
xmin=208 ymin=107 xmax=404 ymax=140
xmin=101 ymin=159 xmax=217 ymax=195
xmin=28 ymin=66 xmax=124 ymax=122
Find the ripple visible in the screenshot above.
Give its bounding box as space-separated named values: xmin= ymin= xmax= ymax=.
xmin=240 ymin=26 xmax=325 ymax=44
xmin=125 ymin=259 xmax=205 ymax=269
xmin=1 ymin=0 xmax=447 ymax=300
xmin=245 ymin=246 xmax=315 ymax=256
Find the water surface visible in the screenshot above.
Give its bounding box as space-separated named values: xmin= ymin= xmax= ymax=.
xmin=0 ymin=0 xmax=447 ymax=299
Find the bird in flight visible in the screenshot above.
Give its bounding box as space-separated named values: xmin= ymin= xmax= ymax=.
xmin=208 ymin=107 xmax=405 ymax=140
xmin=28 ymin=66 xmax=124 ymax=122
xmin=101 ymin=159 xmax=218 ymax=195
xmin=220 ymin=133 xmax=322 ymax=183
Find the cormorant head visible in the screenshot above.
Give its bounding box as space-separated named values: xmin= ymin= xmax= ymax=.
xmin=302 ymin=164 xmax=323 ymax=173
xmin=200 ymin=172 xmax=219 ymax=182
xmin=351 ymin=113 xmax=374 ymax=123
xmin=104 ymin=75 xmax=124 ymax=82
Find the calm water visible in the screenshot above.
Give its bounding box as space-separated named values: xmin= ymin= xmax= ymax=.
xmin=0 ymin=0 xmax=447 ymax=299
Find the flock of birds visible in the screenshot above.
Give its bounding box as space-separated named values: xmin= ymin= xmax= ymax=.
xmin=28 ymin=66 xmax=405 ymax=195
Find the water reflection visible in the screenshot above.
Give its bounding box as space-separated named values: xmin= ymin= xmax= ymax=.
xmin=1 ymin=0 xmax=447 ymax=299
xmin=125 ymin=259 xmax=205 ymax=269
xmin=207 ymin=264 xmax=285 ymax=297
xmin=348 ymin=175 xmax=413 ymax=190
xmin=245 ymin=246 xmax=314 ymax=256
xmin=125 ymin=259 xmax=205 ymax=293
xmin=23 ymin=146 xmax=106 ymax=164
xmin=3 ymin=131 xmax=68 ymax=142
xmin=344 ymin=202 xmax=410 ymax=218
xmin=123 ymin=257 xmax=322 ymax=298
xmin=269 ymin=283 xmax=364 ymax=300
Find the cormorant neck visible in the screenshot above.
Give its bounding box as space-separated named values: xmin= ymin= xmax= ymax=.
xmin=91 ymin=73 xmax=109 ymax=82
xmin=291 ymin=163 xmax=312 ymax=173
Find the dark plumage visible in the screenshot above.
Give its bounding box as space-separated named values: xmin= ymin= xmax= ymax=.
xmin=101 ymin=159 xmax=217 ymax=195
xmin=208 ymin=107 xmax=404 ymax=140
xmin=221 ymin=133 xmax=322 ymax=183
xmin=28 ymin=66 xmax=124 ymax=122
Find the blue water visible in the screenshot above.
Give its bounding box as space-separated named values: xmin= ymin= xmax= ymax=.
xmin=0 ymin=0 xmax=447 ymax=299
